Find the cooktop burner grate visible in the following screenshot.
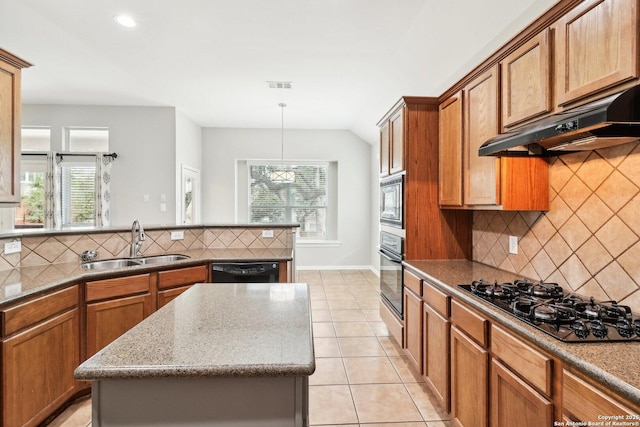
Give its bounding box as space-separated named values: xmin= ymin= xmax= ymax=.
xmin=459 ymin=281 xmax=640 ymax=342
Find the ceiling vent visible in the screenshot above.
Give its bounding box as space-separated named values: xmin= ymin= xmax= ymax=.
xmin=267 ymin=81 xmax=292 ymax=89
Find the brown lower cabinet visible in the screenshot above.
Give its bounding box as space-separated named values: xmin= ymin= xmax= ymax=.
xmin=1 ymin=286 xmax=80 ymax=427
xmin=404 ymin=286 xmax=423 ymax=372
xmin=85 ymin=273 xmax=153 ymax=358
xmin=157 ymin=264 xmax=208 ymax=308
xmin=563 ymin=369 xmax=637 ymax=422
xmin=392 ymin=267 xmax=640 ymax=427
xmin=86 ymin=292 xmax=153 ymax=358
xmin=450 ymin=325 xmax=489 ymax=427
xmin=490 ymin=359 xmax=553 ymax=427
xmin=423 ymin=280 xmax=451 ymax=412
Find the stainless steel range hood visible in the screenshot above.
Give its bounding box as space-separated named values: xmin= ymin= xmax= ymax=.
xmin=479 ymin=85 xmax=640 ymax=157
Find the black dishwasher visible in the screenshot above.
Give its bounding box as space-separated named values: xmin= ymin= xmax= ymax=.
xmin=211 ymin=262 xmax=280 ymax=283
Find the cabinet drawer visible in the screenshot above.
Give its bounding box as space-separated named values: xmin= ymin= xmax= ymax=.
xmin=86 ymin=274 xmax=150 ymax=302
xmin=563 ymin=369 xmax=636 ymax=421
xmin=423 ymin=281 xmax=449 ymax=317
xmin=491 ymin=324 xmax=552 ymax=396
xmin=451 ymin=299 xmax=487 ymax=346
xmin=158 ymin=264 xmax=208 ymax=289
xmin=2 ymin=286 xmax=78 ymax=336
xmin=380 ymin=301 xmax=403 ymax=347
xmin=404 ymin=270 xmax=422 ymax=297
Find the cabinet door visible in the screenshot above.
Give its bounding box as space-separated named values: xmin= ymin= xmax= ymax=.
xmin=463 ymin=65 xmax=500 ymax=206
xmin=501 ymin=29 xmax=551 ymax=127
xmin=158 ymin=285 xmax=192 ymax=308
xmin=390 ymin=109 xmax=405 ymax=174
xmin=3 ymin=309 xmax=79 ymax=427
xmin=404 ymin=287 xmax=423 ymax=373
xmin=490 ymin=359 xmax=553 ymax=427
xmin=563 ymin=369 xmax=637 ymax=421
xmin=451 ymin=325 xmax=488 ymax=427
xmin=380 ymin=121 xmax=390 ymax=176
xmin=554 ymin=0 xmax=638 ymax=106
xmin=86 ymin=293 xmax=152 ymax=358
xmin=158 ymin=264 xmax=208 ymax=290
xmin=0 ymin=58 xmax=22 ymax=203
xmin=424 ymin=302 xmax=450 ymax=411
xmin=439 ymin=92 xmax=463 ymax=206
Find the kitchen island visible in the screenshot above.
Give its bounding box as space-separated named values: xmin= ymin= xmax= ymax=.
xmin=74 ymin=282 xmax=315 ymax=427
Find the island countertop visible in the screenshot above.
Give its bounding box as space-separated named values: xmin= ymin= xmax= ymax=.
xmin=74 ymin=282 xmax=315 ymax=380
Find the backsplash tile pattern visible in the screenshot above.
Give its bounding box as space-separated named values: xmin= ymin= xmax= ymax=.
xmin=473 ymin=141 xmax=640 ymax=312
xmin=0 ymin=227 xmax=292 ymax=271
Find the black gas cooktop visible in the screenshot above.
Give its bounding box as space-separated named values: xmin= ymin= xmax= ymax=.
xmin=459 ymin=279 xmax=640 ymax=342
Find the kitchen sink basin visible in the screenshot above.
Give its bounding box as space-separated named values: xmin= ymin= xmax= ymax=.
xmin=135 ymin=254 xmax=190 ymax=264
xmin=82 ymin=259 xmax=143 ymax=270
xmin=81 ymin=254 xmax=190 ymax=270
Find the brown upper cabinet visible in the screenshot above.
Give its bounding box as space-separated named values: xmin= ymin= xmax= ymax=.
xmin=379 ymin=121 xmax=390 ymax=176
xmin=0 ymin=48 xmax=31 ymax=205
xmin=379 ymin=108 xmax=405 ymax=176
xmin=463 ymin=65 xmax=501 ymax=206
xmin=554 ymin=0 xmax=639 ymax=107
xmin=438 ymin=92 xmax=463 ymax=206
xmin=439 ymin=66 xmax=549 ymax=210
xmin=500 ymin=29 xmax=552 ymax=128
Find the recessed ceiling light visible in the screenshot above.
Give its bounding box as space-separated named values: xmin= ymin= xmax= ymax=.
xmin=114 ymin=14 xmax=136 ymax=28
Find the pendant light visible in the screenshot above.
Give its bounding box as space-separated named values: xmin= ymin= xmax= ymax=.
xmin=270 ymin=103 xmax=295 ymax=183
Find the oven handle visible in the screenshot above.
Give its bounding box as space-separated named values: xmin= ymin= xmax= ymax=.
xmin=379 ymin=249 xmax=402 ymax=264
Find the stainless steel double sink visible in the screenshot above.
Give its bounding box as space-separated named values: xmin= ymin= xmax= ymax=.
xmin=82 ymin=254 xmax=190 ymax=270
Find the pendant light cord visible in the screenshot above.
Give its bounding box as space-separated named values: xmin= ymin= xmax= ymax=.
xmin=279 ymin=102 xmax=286 ymax=167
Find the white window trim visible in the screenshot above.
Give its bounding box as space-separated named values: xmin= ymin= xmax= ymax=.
xmin=244 ymin=159 xmax=335 ymax=241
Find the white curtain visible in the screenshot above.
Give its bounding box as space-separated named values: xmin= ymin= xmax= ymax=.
xmin=95 ymin=154 xmax=113 ymax=227
xmin=44 ymin=152 xmax=62 ymax=228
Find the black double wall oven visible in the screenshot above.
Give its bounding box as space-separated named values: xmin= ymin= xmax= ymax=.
xmin=379 ymin=175 xmax=405 ymax=319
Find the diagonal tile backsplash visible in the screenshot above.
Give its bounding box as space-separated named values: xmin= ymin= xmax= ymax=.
xmin=473 ymin=141 xmax=640 ymax=312
xmin=0 ymin=227 xmax=293 ymax=270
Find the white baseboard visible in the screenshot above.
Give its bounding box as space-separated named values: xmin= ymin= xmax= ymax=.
xmin=297 ymin=265 xmax=378 ymax=276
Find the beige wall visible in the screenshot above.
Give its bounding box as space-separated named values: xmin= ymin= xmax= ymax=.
xmin=473 ymin=141 xmax=640 ymax=312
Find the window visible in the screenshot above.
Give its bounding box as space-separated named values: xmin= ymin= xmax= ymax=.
xmin=65 ymin=128 xmax=109 ymax=152
xmin=14 ymin=126 xmax=112 ymax=229
xmin=60 ymin=159 xmax=96 ymax=226
xmin=249 ymin=163 xmax=328 ymax=240
xmin=16 ymin=127 xmax=50 ymax=228
xmin=21 ymin=127 xmax=51 ymax=152
xmin=15 ymin=157 xmax=47 ymax=228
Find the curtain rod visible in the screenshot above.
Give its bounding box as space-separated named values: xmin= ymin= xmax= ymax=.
xmin=56 ymin=152 xmax=118 ymax=160
xmin=22 ymin=152 xmax=118 ymax=160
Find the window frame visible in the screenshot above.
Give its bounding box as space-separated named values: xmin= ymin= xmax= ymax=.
xmin=246 ymin=160 xmax=332 ymax=241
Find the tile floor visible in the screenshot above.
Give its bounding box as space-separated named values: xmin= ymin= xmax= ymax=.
xmin=49 ymin=269 xmax=451 ymax=427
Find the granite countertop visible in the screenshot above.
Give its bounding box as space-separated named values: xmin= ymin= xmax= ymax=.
xmin=0 ymin=247 xmax=294 ymax=307
xmin=404 ymin=259 xmax=640 ymax=407
xmin=74 ymin=283 xmax=315 ymax=380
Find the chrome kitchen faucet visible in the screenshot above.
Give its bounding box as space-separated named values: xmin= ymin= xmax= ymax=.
xmin=130 ymin=219 xmax=145 ymax=257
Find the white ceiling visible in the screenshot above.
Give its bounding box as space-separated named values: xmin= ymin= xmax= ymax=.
xmin=0 ymin=0 xmax=557 ymax=144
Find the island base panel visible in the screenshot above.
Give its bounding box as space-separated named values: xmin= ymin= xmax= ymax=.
xmin=92 ymin=376 xmax=309 ymax=427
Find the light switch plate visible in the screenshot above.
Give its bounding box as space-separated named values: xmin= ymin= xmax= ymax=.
xmin=4 ymin=241 xmax=21 ymax=254
xmin=508 ymin=236 xmax=518 ymax=255
xmin=262 ymin=230 xmax=274 ymax=238
xmin=160 ymin=203 xmax=167 ymax=212
xmin=171 ymin=231 xmax=184 ymax=240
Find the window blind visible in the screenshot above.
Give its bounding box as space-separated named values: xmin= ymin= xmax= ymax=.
xmin=61 ymin=164 xmax=95 ymax=226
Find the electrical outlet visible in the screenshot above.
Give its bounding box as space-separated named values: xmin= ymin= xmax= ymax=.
xmin=508 ymin=236 xmax=518 ymax=255
xmin=171 ymin=231 xmax=184 ymax=240
xmin=4 ymin=241 xmax=21 ymax=254
xmin=262 ymin=230 xmax=274 ymax=238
